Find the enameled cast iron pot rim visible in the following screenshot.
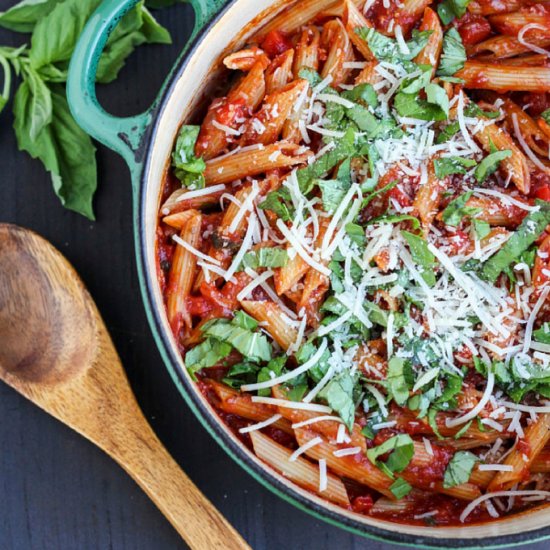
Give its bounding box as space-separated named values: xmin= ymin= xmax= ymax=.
xmin=67 ymin=1 xmax=550 ymax=547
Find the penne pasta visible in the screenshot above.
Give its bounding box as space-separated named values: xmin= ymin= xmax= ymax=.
xmin=414 ymin=7 xmax=443 ymax=76
xmin=204 ymin=142 xmax=310 ymax=186
xmin=250 ymin=430 xmax=351 ymax=506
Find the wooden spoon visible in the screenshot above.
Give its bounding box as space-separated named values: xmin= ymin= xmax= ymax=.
xmin=0 ymin=223 xmax=250 ymax=550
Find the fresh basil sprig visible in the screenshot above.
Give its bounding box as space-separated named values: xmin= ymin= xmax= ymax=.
xmin=0 ymin=0 xmax=172 ymax=219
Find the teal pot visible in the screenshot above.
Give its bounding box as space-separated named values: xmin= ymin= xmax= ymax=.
xmin=66 ymin=1 xmax=550 ymax=547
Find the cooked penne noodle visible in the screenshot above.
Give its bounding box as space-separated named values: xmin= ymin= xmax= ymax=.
xmin=414 ymin=158 xmax=446 ymax=230
xmin=468 ymin=35 xmax=550 ymax=58
xmin=160 ymin=187 xmax=224 ymax=216
xmin=414 ymin=7 xmax=443 ymax=75
xmin=209 ymin=380 xmax=293 ymax=433
xmin=464 ymin=196 xmax=529 ymax=228
xmin=456 ymin=62 xmax=550 ymax=93
xmin=294 ymin=427 xmax=395 ymax=498
xmin=223 ymin=47 xmax=268 ymax=71
xmin=489 ymin=9 xmax=550 ymax=37
xmin=474 ymin=121 xmax=531 ymax=193
xmin=265 ymin=49 xmax=295 ymax=94
xmin=204 ymin=142 xmax=310 ymax=185
xmin=488 ymin=414 xmax=550 ymax=491
xmin=320 ymin=19 xmax=355 ymax=88
xmin=250 ymin=431 xmax=351 ymax=506
xmin=293 ymin=26 xmax=321 ymax=77
xmin=344 ymin=0 xmax=374 ymax=61
xmin=240 ymin=300 xmax=298 ymax=350
xmin=166 ymin=212 xmax=202 ymax=335
xmin=242 ymin=80 xmax=308 ymax=145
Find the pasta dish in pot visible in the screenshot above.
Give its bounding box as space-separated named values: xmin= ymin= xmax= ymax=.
xmin=156 ymin=0 xmax=550 ymax=526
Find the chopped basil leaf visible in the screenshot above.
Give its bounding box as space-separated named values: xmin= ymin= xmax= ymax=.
xmin=443 ymin=451 xmax=478 ymax=488
xmin=437 ymin=0 xmax=472 ymax=25
xmin=242 ymin=247 xmax=289 ymax=269
xmin=367 ymin=434 xmax=415 ymax=475
xmin=345 ymin=222 xmax=366 ymax=246
xmin=369 ymin=214 xmax=421 ymax=230
xmin=342 ymin=83 xmax=378 ymax=108
xmin=434 ymin=156 xmax=476 ymax=179
xmin=394 ymin=91 xmax=448 ymax=122
xmin=233 ymin=310 xmax=258 ymax=330
xmin=400 ymin=65 xmax=432 ymax=94
xmin=465 ymin=102 xmax=501 ymax=120
xmin=454 ymin=420 xmax=473 ymax=440
xmin=402 ymin=231 xmax=437 ymax=287
xmin=318 ymin=371 xmax=356 ymax=431
xmin=534 ymin=323 xmax=550 ymax=345
xmin=356 ymin=28 xmax=432 ymax=63
xmin=425 ymin=83 xmax=450 ymax=118
xmin=362 ymin=180 xmax=398 ymax=208
xmin=296 ymin=127 xmax=356 ymax=193
xmin=474 ymin=149 xmax=512 ymax=183
xmin=437 ymin=28 xmax=466 ymax=77
xmin=387 ymin=357 xmax=410 ymax=406
xmin=472 ymin=218 xmax=491 ymax=239
xmin=390 ymin=477 xmax=412 ymax=499
xmin=319 ymin=178 xmax=351 ymax=213
xmin=297 ymin=67 xmax=322 ymax=87
xmin=441 ymin=191 xmax=479 ymax=226
xmin=257 ymin=356 xmax=286 ymax=397
xmin=185 ymin=338 xmax=232 ymax=375
xmin=542 ymin=109 xmax=550 ymax=125
xmin=482 ymin=200 xmax=550 ymax=282
xmin=204 ymin=318 xmax=272 ymax=362
xmin=436 ymin=121 xmax=460 ymax=144
xmin=258 ymin=188 xmax=294 ymax=221
xmin=171 ymin=125 xmax=206 ymax=187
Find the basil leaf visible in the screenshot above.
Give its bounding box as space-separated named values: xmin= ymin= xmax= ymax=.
xmin=298 ymin=67 xmax=322 ymax=87
xmin=29 ymin=0 xmax=99 ymax=68
xmin=296 ymin=127 xmax=356 ymax=193
xmin=465 ymin=102 xmax=501 ymax=120
xmin=345 ymin=222 xmax=366 ymax=246
xmin=318 ymin=371 xmax=356 ymax=431
xmin=436 ymin=121 xmax=460 ymax=144
xmin=425 ymin=83 xmax=449 ymax=118
xmin=171 ymin=125 xmax=206 ymax=186
xmin=390 ymin=477 xmax=412 ymax=499
xmin=0 ymin=0 xmax=63 ymax=33
xmin=22 ymin=65 xmax=52 ymax=140
xmin=367 ymin=434 xmax=415 ymax=474
xmin=437 ymin=28 xmax=466 ymax=77
xmin=434 ymin=156 xmax=476 ymax=179
xmin=356 ymin=28 xmax=431 ymax=63
xmin=437 ymin=0 xmax=472 ymax=25
xmin=534 ymin=323 xmax=550 ymax=345
xmin=96 ymin=6 xmax=171 ymax=84
xmin=319 ymin=178 xmax=351 ymax=213
xmin=14 ymin=83 xmax=97 ymax=219
xmin=402 ymin=231 xmax=437 ymax=287
xmin=443 ymin=451 xmax=478 ymax=488
xmin=394 ymin=91 xmax=448 ymax=122
xmin=242 ymin=247 xmax=288 ymax=269
xmin=474 ymin=149 xmax=512 ymax=183
xmin=205 ymin=319 xmax=272 ymax=362
xmin=482 ymin=200 xmax=550 ymax=282
xmin=542 ymin=109 xmax=550 ymax=125
xmin=185 ymin=338 xmax=232 ymax=374
xmin=369 ymin=214 xmax=421 ymax=230
xmin=472 ymin=218 xmax=491 ymax=239
xmin=441 ymin=191 xmax=479 ymax=226
xmin=387 ymin=357 xmax=410 ymax=406
xmin=233 ymin=310 xmax=258 ymax=330
xmin=259 ymin=188 xmax=294 ymax=221
xmin=257 ymin=356 xmax=286 ymax=397
xmin=342 ymin=83 xmax=378 ymax=108
xmin=400 ymin=65 xmax=432 ymax=95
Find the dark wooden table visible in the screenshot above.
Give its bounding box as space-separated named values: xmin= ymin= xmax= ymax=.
xmin=0 ymin=3 xmax=544 ymax=549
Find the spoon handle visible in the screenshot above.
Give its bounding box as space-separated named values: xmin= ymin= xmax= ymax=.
xmin=109 ymin=418 xmax=250 ymax=550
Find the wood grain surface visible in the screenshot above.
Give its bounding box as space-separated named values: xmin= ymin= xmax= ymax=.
xmin=0 ymin=2 xmax=541 ymax=549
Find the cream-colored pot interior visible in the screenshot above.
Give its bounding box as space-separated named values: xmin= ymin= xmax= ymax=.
xmin=141 ymin=0 xmax=549 ymax=541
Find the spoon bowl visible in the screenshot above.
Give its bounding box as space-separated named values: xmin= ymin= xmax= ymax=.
xmin=0 ymin=223 xmax=249 ymax=550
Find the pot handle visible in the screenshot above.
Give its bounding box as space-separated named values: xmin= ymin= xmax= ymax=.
xmin=67 ymin=0 xmax=227 ymax=169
